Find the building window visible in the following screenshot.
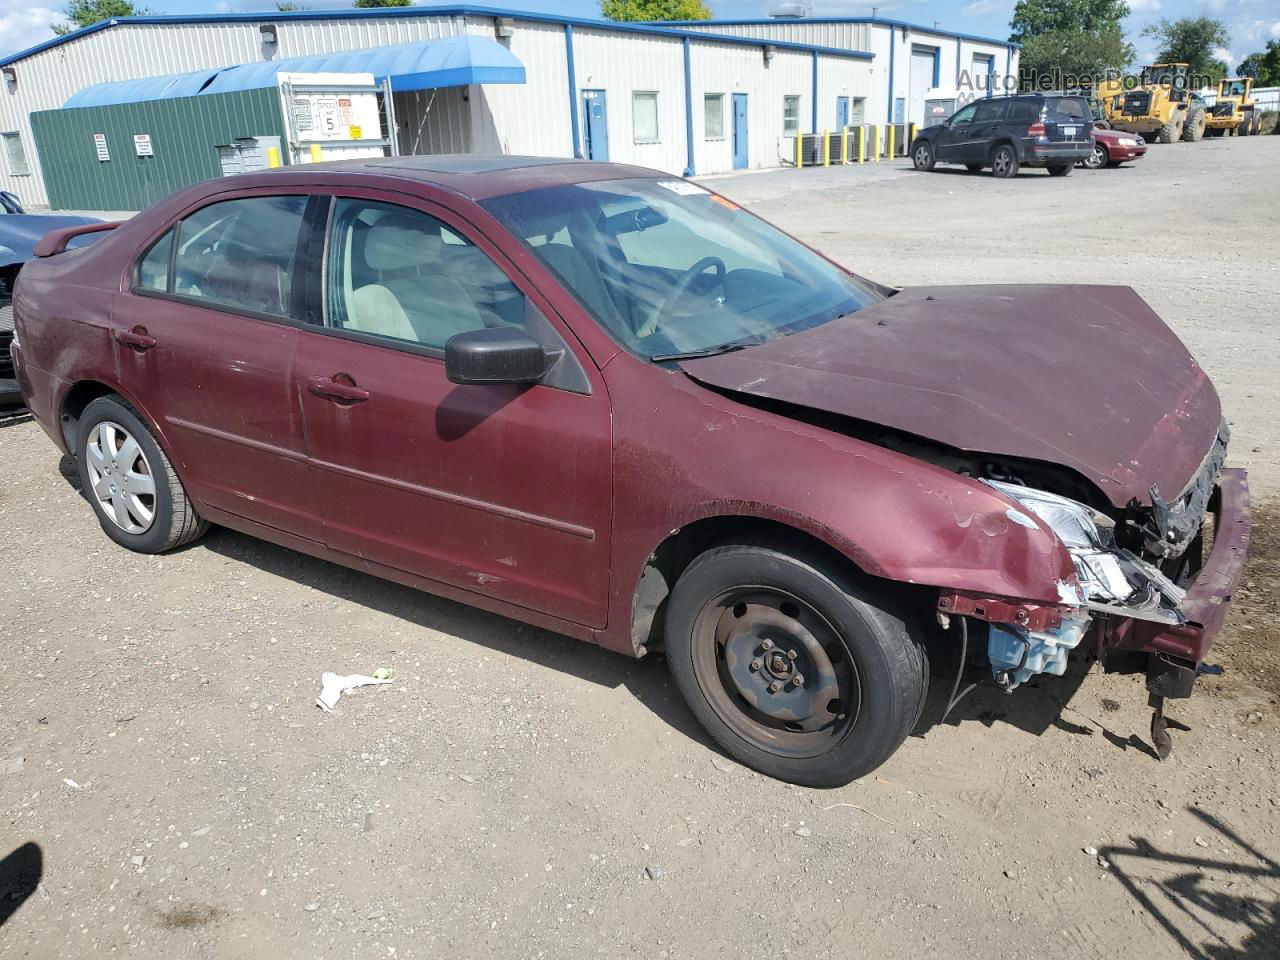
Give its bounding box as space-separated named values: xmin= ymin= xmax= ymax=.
xmin=1 ymin=132 xmax=30 ymax=176
xmin=632 ymin=91 xmax=659 ymax=144
xmin=704 ymin=93 xmax=725 ymax=139
xmin=783 ymin=96 xmax=801 ymax=136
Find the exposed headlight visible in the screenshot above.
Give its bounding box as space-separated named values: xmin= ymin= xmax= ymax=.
xmin=985 ymin=480 xmax=1134 ymax=603
xmin=1119 ymin=138 xmax=1138 ymax=146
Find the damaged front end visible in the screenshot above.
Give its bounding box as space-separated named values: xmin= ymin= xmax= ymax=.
xmin=936 ymin=422 xmax=1250 ymax=754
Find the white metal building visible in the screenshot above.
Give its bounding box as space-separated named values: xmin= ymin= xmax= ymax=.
xmin=0 ymin=6 xmax=1014 ymax=208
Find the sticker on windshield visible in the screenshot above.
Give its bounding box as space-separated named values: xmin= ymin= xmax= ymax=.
xmin=657 ymin=180 xmax=708 ymax=196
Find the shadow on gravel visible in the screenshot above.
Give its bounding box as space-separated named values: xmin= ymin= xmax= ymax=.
xmin=199 ymin=527 xmax=716 ymax=750
xmin=0 ymin=842 xmax=42 ymax=928
xmin=1101 ymin=808 xmax=1280 ymax=959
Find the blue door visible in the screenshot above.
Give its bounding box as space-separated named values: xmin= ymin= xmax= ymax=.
xmin=836 ymin=96 xmax=849 ymax=130
xmin=582 ymin=90 xmax=609 ymax=161
xmin=732 ymin=93 xmax=748 ymax=169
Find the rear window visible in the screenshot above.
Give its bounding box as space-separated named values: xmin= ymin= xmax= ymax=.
xmin=1045 ymin=97 xmax=1089 ymax=120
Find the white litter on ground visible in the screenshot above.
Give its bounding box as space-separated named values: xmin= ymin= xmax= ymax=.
xmin=316 ymin=672 xmax=392 ymax=713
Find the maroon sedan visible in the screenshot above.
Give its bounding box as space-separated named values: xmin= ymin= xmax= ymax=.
xmin=1083 ymin=127 xmax=1149 ymax=168
xmin=11 ymin=157 xmax=1249 ymax=786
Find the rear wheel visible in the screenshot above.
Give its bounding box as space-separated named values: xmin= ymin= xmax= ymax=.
xmin=664 ymin=544 xmax=927 ymax=788
xmin=1083 ymin=143 xmax=1107 ymax=169
xmin=911 ymin=140 xmax=935 ymax=171
xmin=1182 ymin=106 xmax=1206 ymax=142
xmin=990 ymin=144 xmax=1019 ymax=178
xmin=76 ymin=395 xmax=208 ymax=553
xmin=1047 ymin=162 xmax=1073 ymax=177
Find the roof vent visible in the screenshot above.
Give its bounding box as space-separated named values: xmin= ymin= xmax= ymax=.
xmin=769 ymin=3 xmax=809 ymax=18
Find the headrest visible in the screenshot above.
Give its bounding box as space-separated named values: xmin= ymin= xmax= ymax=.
xmin=363 ymin=216 xmax=442 ymax=272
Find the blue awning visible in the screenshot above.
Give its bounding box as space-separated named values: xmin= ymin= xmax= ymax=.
xmin=63 ymin=34 xmax=525 ymax=109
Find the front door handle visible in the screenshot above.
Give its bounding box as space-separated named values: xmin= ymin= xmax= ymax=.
xmin=307 ymin=375 xmax=370 ymax=404
xmin=114 ymin=326 xmax=157 ymax=351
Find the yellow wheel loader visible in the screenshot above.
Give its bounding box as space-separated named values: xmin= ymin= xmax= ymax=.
xmin=1100 ymin=64 xmax=1206 ymax=144
xmin=1206 ymin=77 xmax=1263 ymax=137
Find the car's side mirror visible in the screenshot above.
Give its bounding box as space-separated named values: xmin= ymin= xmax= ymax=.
xmin=445 ymin=327 xmax=550 ymax=386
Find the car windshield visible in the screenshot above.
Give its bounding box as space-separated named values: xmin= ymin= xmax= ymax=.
xmin=480 ymin=177 xmax=881 ymax=360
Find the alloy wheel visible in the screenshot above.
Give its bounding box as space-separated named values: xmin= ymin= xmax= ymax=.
xmin=993 ymin=150 xmax=1012 ymax=176
xmin=1087 ymin=144 xmax=1106 ymax=168
xmin=690 ymin=587 xmax=860 ymax=759
xmin=913 ymin=145 xmax=930 ymax=168
xmin=85 ymin=420 xmax=156 ymax=534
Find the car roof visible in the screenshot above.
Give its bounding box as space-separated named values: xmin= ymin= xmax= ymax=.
xmin=236 ymin=154 xmax=664 ymax=202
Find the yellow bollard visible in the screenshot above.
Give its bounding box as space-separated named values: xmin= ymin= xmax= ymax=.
xmin=910 ymin=123 xmax=918 ymax=148
xmin=841 ymin=126 xmax=848 ymax=165
xmin=888 ymin=124 xmax=895 ymax=160
xmin=858 ymin=126 xmax=865 ymax=163
xmin=823 ymin=130 xmax=830 ymax=167
xmin=309 ymin=143 xmax=323 ymax=163
xmin=795 ymin=133 xmax=803 ymax=169
xmin=266 ymin=147 xmax=281 ymax=169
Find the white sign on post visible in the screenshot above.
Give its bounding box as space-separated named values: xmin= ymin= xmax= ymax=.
xmin=278 ymin=72 xmax=385 ymax=164
xmin=133 ymin=134 xmax=154 ymax=157
xmin=93 ymin=133 xmax=110 ymax=162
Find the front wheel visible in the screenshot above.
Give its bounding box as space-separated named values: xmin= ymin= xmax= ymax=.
xmin=990 ymin=144 xmax=1019 ymax=178
xmin=1083 ymin=143 xmax=1107 ymax=169
xmin=911 ymin=140 xmax=935 ymax=171
xmin=76 ymin=395 xmax=209 ymax=553
xmin=1047 ymin=162 xmax=1074 ymax=177
xmin=664 ymin=544 xmax=928 ymax=787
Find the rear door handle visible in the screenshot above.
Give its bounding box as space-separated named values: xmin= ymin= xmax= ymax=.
xmin=114 ymin=326 xmax=157 ymax=351
xmin=307 ymin=375 xmax=370 ymax=404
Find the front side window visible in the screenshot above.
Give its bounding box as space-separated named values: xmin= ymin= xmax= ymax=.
xmin=783 ymin=96 xmax=801 ymax=136
xmin=633 ymin=92 xmax=659 ymax=144
xmin=950 ymin=103 xmax=978 ymax=125
xmin=704 ymin=93 xmax=725 ymax=139
xmin=171 ymin=195 xmax=307 ymax=316
xmin=324 ymin=198 xmax=525 ymax=351
xmin=2 ymin=132 xmax=30 ymax=177
xmin=482 ymin=177 xmax=880 ymax=361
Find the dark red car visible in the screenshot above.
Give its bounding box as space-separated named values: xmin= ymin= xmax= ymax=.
xmin=1082 ymin=127 xmax=1149 ymax=169
xmin=11 ymin=157 xmax=1249 ymax=786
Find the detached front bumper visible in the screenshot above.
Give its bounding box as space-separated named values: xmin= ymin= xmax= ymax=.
xmin=1138 ymin=467 xmax=1250 ymax=671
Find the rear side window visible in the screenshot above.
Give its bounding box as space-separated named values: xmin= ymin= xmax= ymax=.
xmin=170 ymin=195 xmax=307 ymax=317
xmin=1007 ymin=99 xmax=1041 ymax=123
xmin=1046 ymin=97 xmax=1088 ymax=120
xmin=973 ymin=99 xmax=1008 ymax=123
xmin=136 ymin=229 xmax=173 ymax=292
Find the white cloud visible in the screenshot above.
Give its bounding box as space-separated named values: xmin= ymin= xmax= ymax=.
xmin=1127 ymin=0 xmax=1161 ymax=11
xmin=0 ymin=1 xmax=60 ymax=58
xmin=963 ymin=0 xmax=996 ymax=14
xmin=1206 ymin=0 xmax=1227 ymax=12
xmin=1272 ymin=20 xmax=1280 ymax=39
xmin=1212 ymin=46 xmax=1233 ymax=65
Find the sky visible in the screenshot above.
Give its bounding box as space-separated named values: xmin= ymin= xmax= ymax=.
xmin=3 ymin=0 xmax=1280 ymax=64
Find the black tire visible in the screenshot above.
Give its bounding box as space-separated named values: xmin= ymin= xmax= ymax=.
xmin=1047 ymin=162 xmax=1073 ymax=177
xmin=964 ymin=163 xmax=984 ymax=173
xmin=990 ymin=143 xmax=1019 ymax=178
xmin=911 ymin=140 xmax=935 ymax=171
xmin=1157 ymin=116 xmax=1182 ymax=144
xmin=1083 ymin=143 xmax=1107 ymax=169
xmin=76 ymin=395 xmax=208 ymax=553
xmin=1182 ymin=106 xmax=1206 ymax=142
xmin=664 ymin=543 xmax=928 ymax=788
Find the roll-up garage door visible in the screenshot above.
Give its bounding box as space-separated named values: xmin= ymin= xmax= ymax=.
xmin=909 ymin=46 xmax=937 ymax=127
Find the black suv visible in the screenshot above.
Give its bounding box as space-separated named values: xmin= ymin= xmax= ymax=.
xmin=910 ymin=94 xmax=1095 ymax=178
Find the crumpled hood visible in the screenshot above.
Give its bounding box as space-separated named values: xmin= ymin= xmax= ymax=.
xmin=681 ymin=284 xmax=1222 ymax=509
xmin=1 ymin=214 xmax=100 ymax=268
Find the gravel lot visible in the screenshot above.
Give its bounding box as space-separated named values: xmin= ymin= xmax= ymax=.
xmin=2 ymin=136 xmax=1278 ymax=960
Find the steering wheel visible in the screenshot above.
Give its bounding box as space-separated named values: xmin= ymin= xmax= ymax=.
xmin=638 ymin=256 xmax=727 ymax=339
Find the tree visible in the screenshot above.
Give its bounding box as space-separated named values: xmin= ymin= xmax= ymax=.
xmin=52 ymin=0 xmax=152 ymax=35
xmin=1009 ymin=0 xmax=1134 ymax=88
xmin=1141 ymin=17 xmax=1230 ymax=84
xmin=276 ymin=1 xmax=305 ymax=9
xmin=353 ymin=0 xmax=411 ymax=7
xmin=1238 ymin=40 xmax=1280 ymax=87
xmin=599 ymin=0 xmax=713 ymax=22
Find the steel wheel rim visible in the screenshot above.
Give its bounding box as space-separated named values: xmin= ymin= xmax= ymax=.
xmin=1088 ymin=145 xmax=1105 ymax=168
xmin=85 ymin=420 xmax=156 ymax=534
xmin=690 ymin=586 xmax=861 ymax=759
xmin=914 ymin=145 xmax=930 ymax=167
xmin=994 ymin=150 xmax=1012 ymax=175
